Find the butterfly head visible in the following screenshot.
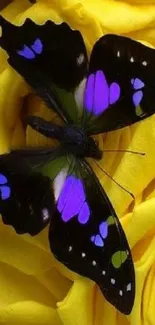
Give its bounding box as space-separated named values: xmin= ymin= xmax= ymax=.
xmin=84 ymin=136 xmax=102 ymax=160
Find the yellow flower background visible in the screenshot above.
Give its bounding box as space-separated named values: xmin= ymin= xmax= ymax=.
xmin=0 ymin=0 xmax=155 ymax=324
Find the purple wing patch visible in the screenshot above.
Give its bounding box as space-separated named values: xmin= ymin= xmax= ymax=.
xmin=99 ymin=221 xmax=108 ymax=238
xmin=131 ymin=78 xmax=145 ymax=90
xmin=131 ymin=78 xmax=144 ymax=107
xmin=109 ymin=82 xmax=120 ymax=105
xmin=17 ymin=45 xmax=35 ymax=59
xmin=94 ymin=70 xmax=109 ymax=115
xmin=31 ymin=38 xmax=43 ymax=54
xmin=0 ymin=173 xmax=11 ymax=200
xmin=133 ymin=90 xmax=143 ymax=107
xmin=0 ymin=174 xmax=8 ymax=184
xmin=78 ymin=201 xmax=90 ymax=224
xmin=57 ymin=175 xmax=90 ymax=224
xmin=84 ymin=70 xmax=120 ymax=116
xmin=17 ymin=38 xmax=43 ymax=59
xmin=91 ymin=234 xmax=104 ymax=247
xmin=91 ymin=220 xmax=108 ymax=247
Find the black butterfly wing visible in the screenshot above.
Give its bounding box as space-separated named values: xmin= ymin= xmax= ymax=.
xmin=0 ymin=16 xmax=88 ymax=124
xmin=81 ymin=34 xmax=155 ymax=134
xmin=1 ymin=16 xmax=154 ymax=133
xmin=48 ymin=158 xmax=135 ymax=314
xmin=0 ymin=148 xmax=56 ymax=235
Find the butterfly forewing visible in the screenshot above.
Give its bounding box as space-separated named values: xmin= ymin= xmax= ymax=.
xmin=81 ymin=34 xmax=155 ymax=134
xmin=1 ymin=17 xmax=155 ymax=134
xmin=0 ymin=16 xmax=88 ymax=124
xmin=48 ymin=158 xmax=135 ymax=314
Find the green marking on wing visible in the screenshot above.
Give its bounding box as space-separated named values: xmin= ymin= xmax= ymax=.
xmin=39 ymin=156 xmax=68 ymax=180
xmin=107 ymin=215 xmax=115 ymax=225
xmin=111 ymin=250 xmax=128 ymax=269
xmin=135 ymin=105 xmax=144 ymax=117
xmin=53 ymin=85 xmax=79 ymax=123
xmin=38 ymin=154 xmax=74 ymax=181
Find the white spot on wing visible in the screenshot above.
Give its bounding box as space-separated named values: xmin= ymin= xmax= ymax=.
xmin=119 ymin=290 xmax=123 ymax=296
xmin=127 ymin=283 xmax=131 ymax=291
xmin=54 ymin=168 xmax=68 ymax=202
xmin=126 ymin=250 xmax=129 ymax=256
xmin=29 ymin=205 xmax=33 ymax=215
xmin=130 ymin=57 xmax=134 ymax=63
xmin=142 ymin=60 xmax=147 ymax=66
xmin=77 ymin=53 xmax=85 ymax=65
xmin=111 ymin=278 xmax=115 ymax=285
xmin=102 ymin=270 xmax=106 ymax=275
xmin=68 ymin=246 xmax=72 ymax=252
xmin=92 ymin=260 xmax=97 ymax=266
xmin=74 ymin=78 xmax=86 ymax=111
xmin=82 ymin=252 xmax=86 ymax=258
xmin=117 ymin=50 xmax=120 ymax=57
xmin=42 ymin=208 xmax=49 ymax=221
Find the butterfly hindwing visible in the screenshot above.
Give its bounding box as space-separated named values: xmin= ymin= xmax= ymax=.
xmin=0 ymin=149 xmax=56 ymax=235
xmin=48 ymin=157 xmax=135 ymax=314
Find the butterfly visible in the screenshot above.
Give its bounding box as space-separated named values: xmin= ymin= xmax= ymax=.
xmin=1 ymin=16 xmax=155 ymax=315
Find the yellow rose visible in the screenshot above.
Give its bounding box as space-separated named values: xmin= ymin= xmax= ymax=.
xmin=0 ymin=1 xmax=155 ymax=325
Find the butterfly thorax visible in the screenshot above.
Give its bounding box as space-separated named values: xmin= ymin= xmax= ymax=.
xmin=27 ymin=116 xmax=102 ymax=160
xmin=61 ymin=125 xmax=102 ymax=159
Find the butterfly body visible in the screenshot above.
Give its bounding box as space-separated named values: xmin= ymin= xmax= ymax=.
xmin=28 ymin=116 xmax=101 ymax=159
xmin=61 ymin=124 xmax=101 ymax=159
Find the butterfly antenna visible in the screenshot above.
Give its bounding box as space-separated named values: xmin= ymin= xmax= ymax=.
xmin=102 ymin=149 xmax=145 ymax=156
xmin=93 ymin=160 xmax=135 ymax=199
